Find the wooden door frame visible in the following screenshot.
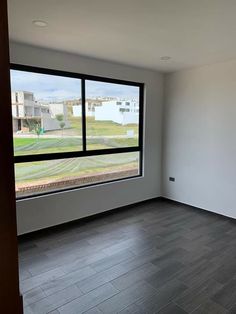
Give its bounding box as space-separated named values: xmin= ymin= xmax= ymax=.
xmin=0 ymin=0 xmax=23 ymax=312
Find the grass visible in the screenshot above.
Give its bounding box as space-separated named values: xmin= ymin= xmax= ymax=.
xmin=69 ymin=116 xmax=138 ymax=136
xmin=14 ymin=138 xmax=83 ymax=155
xmin=14 ymin=126 xmax=138 ymax=156
xmin=14 ymin=137 xmax=138 ymax=155
xmin=14 ymin=118 xmax=140 ymax=194
xmin=15 ymin=152 xmax=139 ymax=184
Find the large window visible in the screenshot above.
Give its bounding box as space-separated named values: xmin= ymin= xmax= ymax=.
xmin=11 ymin=64 xmax=143 ymax=198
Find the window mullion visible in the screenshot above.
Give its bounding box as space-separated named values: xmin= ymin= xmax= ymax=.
xmin=81 ymin=79 xmax=86 ymax=151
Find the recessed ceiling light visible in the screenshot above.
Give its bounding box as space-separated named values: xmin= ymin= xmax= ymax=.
xmin=32 ymin=20 xmax=48 ymax=27
xmin=160 ymin=56 xmax=171 ymax=61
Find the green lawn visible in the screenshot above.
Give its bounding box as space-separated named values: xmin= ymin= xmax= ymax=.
xmin=14 ymin=137 xmax=83 ymax=155
xmin=14 ymin=117 xmax=139 ymax=156
xmin=14 ymin=118 xmax=140 ymax=195
xmin=70 ymin=116 xmax=138 ymax=136
xmin=15 ymin=152 xmax=139 ymax=184
xmin=14 ymin=137 xmax=138 ymax=155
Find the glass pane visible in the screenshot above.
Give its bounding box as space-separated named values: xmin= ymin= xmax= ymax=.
xmin=15 ymin=152 xmax=140 ymax=198
xmin=85 ymin=80 xmax=140 ymax=150
xmin=11 ymin=70 xmax=82 ymax=155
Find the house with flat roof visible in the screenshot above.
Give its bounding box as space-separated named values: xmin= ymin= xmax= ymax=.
xmin=11 ymin=91 xmax=70 ymax=132
xmin=95 ymin=100 xmax=139 ymax=125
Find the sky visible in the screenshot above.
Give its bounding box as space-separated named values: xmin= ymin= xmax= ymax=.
xmin=10 ymin=70 xmax=139 ymax=102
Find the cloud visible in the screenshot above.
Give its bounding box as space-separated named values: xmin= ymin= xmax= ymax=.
xmin=86 ymin=80 xmax=139 ymax=99
xmin=10 ymin=70 xmax=81 ymax=101
xmin=10 ymin=70 xmax=139 ymax=102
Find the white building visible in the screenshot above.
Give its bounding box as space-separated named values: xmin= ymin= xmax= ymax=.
xmin=41 ymin=103 xmax=70 ymax=131
xmin=95 ymin=100 xmax=139 ymax=125
xmin=11 ymin=91 xmax=70 ymax=132
xmin=72 ymin=102 xmax=96 ymax=117
xmin=11 ymin=91 xmax=41 ymax=119
xmin=48 ymin=103 xmax=68 ymax=118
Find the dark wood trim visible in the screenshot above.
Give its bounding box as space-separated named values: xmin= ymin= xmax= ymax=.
xmin=0 ymin=1 xmax=23 ymax=312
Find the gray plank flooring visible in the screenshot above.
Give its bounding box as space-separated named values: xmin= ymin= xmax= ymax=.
xmin=18 ymin=199 xmax=236 ymax=314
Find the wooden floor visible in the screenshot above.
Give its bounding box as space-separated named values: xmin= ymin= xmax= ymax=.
xmin=18 ymin=198 xmax=236 ymax=314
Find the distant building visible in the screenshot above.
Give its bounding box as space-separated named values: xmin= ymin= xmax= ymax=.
xmin=11 ymin=91 xmax=70 ymax=132
xmin=11 ymin=91 xmax=41 ymax=118
xmin=72 ymin=101 xmax=102 ymax=117
xmin=94 ymin=100 xmax=139 ymax=125
xmin=48 ymin=103 xmax=68 ymax=118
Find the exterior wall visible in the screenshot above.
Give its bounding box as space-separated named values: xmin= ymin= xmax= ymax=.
xmin=72 ymin=105 xmax=82 ymax=117
xmin=123 ymin=112 xmax=139 ymax=125
xmin=34 ymin=107 xmax=41 ymax=116
xmin=15 ymin=91 xmax=25 ymax=103
xmin=11 ymin=91 xmax=17 ymax=103
xmin=12 ymin=119 xmax=18 ymax=133
xmin=46 ymin=103 xmax=70 ymax=130
xmin=41 ymin=113 xmax=70 ymax=131
xmin=12 ymin=91 xmax=33 ymax=104
xmin=12 ymin=104 xmax=17 ymax=117
xmin=18 ymin=104 xmax=24 ymax=117
xmin=48 ymin=103 xmax=67 ymax=118
xmin=72 ymin=103 xmax=95 ymax=117
xmin=11 ymin=91 xmax=37 ymax=118
xmin=95 ymin=102 xmax=119 ymax=122
xmin=24 ymin=105 xmax=34 ymax=116
xmin=11 ymin=92 xmax=71 ymax=132
xmin=95 ymin=100 xmax=139 ymax=125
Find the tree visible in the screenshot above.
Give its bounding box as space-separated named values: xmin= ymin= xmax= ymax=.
xmin=59 ymin=121 xmax=65 ymax=132
xmin=56 ymin=114 xmax=65 ymax=136
xmin=26 ymin=119 xmax=41 ymax=140
xmin=34 ymin=122 xmax=41 ymax=139
xmin=55 ymin=114 xmax=64 ymax=122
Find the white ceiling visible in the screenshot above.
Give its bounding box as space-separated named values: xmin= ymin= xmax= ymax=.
xmin=8 ymin=0 xmax=236 ymax=72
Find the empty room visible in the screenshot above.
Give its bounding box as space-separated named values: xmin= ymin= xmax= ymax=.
xmin=1 ymin=0 xmax=236 ymax=313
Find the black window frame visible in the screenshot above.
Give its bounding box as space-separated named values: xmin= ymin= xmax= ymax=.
xmin=11 ymin=63 xmax=144 ymax=199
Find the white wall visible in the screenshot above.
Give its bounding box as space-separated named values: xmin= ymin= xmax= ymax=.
xmin=10 ymin=42 xmax=164 ymax=234
xmin=162 ymin=60 xmax=236 ymax=219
